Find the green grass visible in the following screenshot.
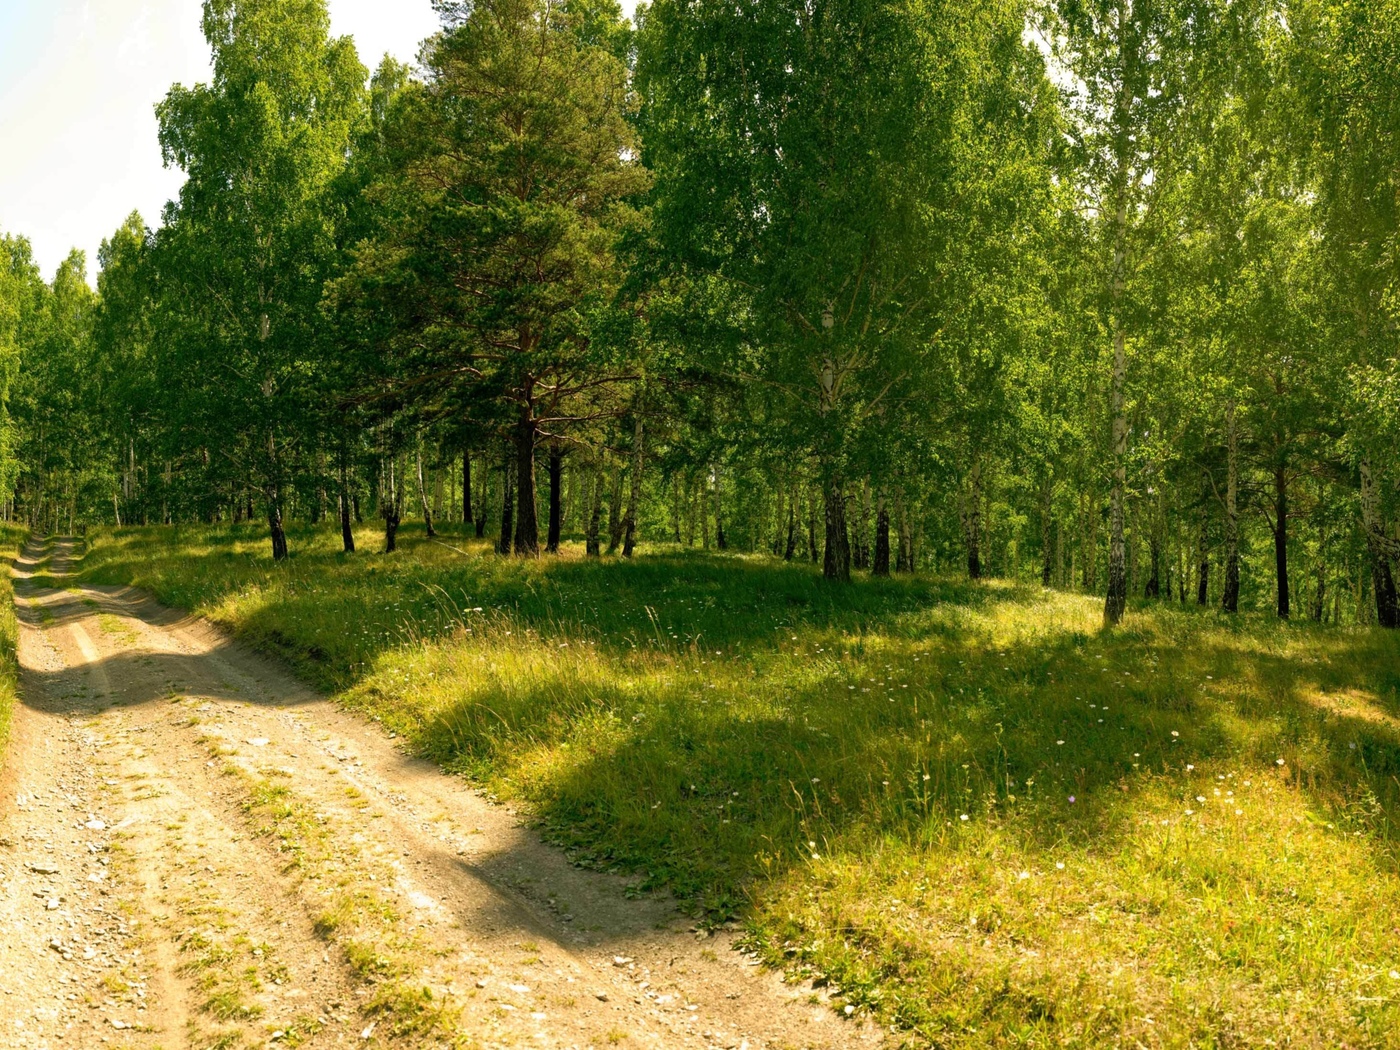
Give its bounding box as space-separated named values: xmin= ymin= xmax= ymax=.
xmin=80 ymin=521 xmax=1400 ymax=1047
xmin=0 ymin=526 xmax=30 ymax=764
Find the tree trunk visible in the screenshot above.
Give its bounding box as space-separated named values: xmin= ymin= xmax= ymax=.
xmin=266 ymin=487 xmax=288 ymax=561
xmin=1040 ymin=479 xmax=1054 ymax=587
xmin=1103 ymin=320 xmax=1128 ymax=624
xmin=498 ymin=452 xmax=515 ymax=556
xmin=808 ymin=487 xmax=820 ymax=564
xmin=1196 ymin=492 xmax=1209 ymax=606
xmin=1360 ymin=457 xmax=1399 ymax=627
xmin=383 ymin=457 xmax=401 ymax=553
xmin=416 ymin=449 xmax=436 ymax=539
xmin=874 ymin=492 xmax=891 ymax=577
xmin=514 ymin=408 xmax=539 ymax=556
xmin=339 ymin=460 xmax=355 ymax=554
xmin=1273 ymin=465 xmax=1289 ymax=620
xmin=623 ymin=415 xmax=645 ymax=558
xmin=784 ymin=489 xmax=798 ymax=561
xmin=713 ymin=466 xmax=726 ymax=552
xmin=463 ymin=453 xmax=474 ymax=526
xmin=962 ymin=459 xmax=983 ymax=580
xmin=822 ymin=474 xmax=851 ymax=582
xmin=1222 ymin=400 xmax=1240 ymax=614
xmin=1311 ymin=521 xmax=1327 ymax=623
xmin=547 ymin=445 xmax=564 ymax=554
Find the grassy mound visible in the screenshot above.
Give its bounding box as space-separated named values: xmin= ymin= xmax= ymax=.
xmin=82 ymin=522 xmax=1400 ymax=1047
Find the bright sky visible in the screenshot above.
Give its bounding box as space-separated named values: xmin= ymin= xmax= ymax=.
xmin=0 ymin=0 xmax=443 ymax=282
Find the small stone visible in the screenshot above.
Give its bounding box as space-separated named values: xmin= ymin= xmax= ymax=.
xmin=360 ymin=1021 xmax=376 ymax=1040
xmin=111 ymin=1019 xmax=129 ymax=1030
xmin=475 ymin=979 xmax=488 ymax=989
xmin=843 ymin=1004 xmax=855 ymax=1016
xmin=84 ymin=819 xmax=106 ymax=831
xmin=507 ymin=984 xmax=530 ymax=994
xmin=594 ymin=991 xmax=608 ymax=1002
xmin=612 ymin=956 xmax=633 ymax=967
xmin=45 ymin=898 xmax=60 ymax=911
xmin=28 ymin=862 xmax=59 ymax=875
xmin=248 ymin=738 xmax=270 ymax=747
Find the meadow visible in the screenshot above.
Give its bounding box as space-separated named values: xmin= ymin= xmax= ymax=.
xmin=78 ymin=522 xmax=1400 ymax=1048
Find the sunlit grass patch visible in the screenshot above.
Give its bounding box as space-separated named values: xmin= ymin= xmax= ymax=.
xmin=80 ymin=523 xmax=1400 ymax=1047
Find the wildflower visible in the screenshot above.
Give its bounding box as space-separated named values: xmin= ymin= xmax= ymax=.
xmin=1235 ymin=809 xmax=1243 ymax=816
xmin=922 ymin=774 xmax=931 ymax=782
xmin=1171 ymin=731 xmax=1179 ymax=737
xmin=808 ymin=841 xmax=817 ymax=849
xmin=1196 ymin=796 xmax=1206 ymax=803
xmin=1186 ymin=764 xmax=1194 ymax=771
xmin=959 ymin=814 xmax=969 ymax=821
xmin=1185 ymin=809 xmax=1194 ymax=815
xmin=1055 ymin=862 xmax=1065 ymax=870
xmin=1068 ymin=796 xmax=1076 ymax=803
xmin=1056 ymin=740 xmax=1065 ymax=746
xmin=1017 ymin=871 xmax=1030 ymax=880
xmin=1276 ymin=758 xmax=1286 ymax=766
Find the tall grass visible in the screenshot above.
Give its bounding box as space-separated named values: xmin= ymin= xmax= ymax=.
xmin=82 ymin=522 xmax=1400 ymax=1047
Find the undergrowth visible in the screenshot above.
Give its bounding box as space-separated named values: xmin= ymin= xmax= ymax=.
xmin=81 ymin=522 xmax=1400 ymax=1047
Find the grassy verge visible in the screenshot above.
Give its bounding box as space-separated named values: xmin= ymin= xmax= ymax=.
xmin=81 ymin=522 xmax=1400 ymax=1047
xmin=0 ymin=526 xmax=31 ymax=764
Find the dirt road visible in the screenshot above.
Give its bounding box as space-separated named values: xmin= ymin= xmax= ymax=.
xmin=0 ymin=539 xmax=880 ymax=1050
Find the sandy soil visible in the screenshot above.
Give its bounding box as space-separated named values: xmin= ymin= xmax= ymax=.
xmin=0 ymin=538 xmax=884 ymax=1050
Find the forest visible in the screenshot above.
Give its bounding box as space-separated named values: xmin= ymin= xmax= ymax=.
xmin=0 ymin=0 xmax=1394 ymax=629
xmin=6 ymin=1 xmax=1400 ymax=1046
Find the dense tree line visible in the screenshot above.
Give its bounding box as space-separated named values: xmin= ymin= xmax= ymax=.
xmin=2 ymin=0 xmax=1399 ymax=625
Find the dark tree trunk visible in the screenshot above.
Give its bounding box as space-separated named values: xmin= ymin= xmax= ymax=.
xmin=474 ymin=460 xmax=488 ymax=539
xmin=462 ymin=453 xmax=474 ymax=526
xmin=339 ymin=461 xmax=355 ymax=554
xmin=384 ymin=505 xmax=400 ymax=552
xmin=498 ymin=453 xmax=515 ymax=556
xmin=873 ymin=494 xmax=891 ymax=577
xmin=962 ymin=462 xmax=982 ymax=581
xmin=547 ymin=445 xmax=564 ymax=554
xmin=1145 ymin=536 xmax=1161 ymax=599
xmin=808 ymin=490 xmax=819 ymax=564
xmin=1274 ymin=465 xmax=1289 ymax=620
xmin=822 ymin=475 xmax=851 ymax=582
xmin=267 ymin=492 xmax=288 ymax=561
xmin=514 ymin=410 xmax=539 ymax=556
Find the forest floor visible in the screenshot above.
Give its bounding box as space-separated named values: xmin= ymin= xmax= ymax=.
xmin=0 ymin=536 xmax=874 ymax=1050
xmin=7 ymin=523 xmax=1400 ymax=1048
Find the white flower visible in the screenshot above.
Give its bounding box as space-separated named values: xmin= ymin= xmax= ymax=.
xmin=959 ymin=814 xmax=969 ymax=821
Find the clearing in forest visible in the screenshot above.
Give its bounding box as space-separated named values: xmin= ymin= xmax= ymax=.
xmin=23 ymin=521 xmax=1400 ymax=1049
